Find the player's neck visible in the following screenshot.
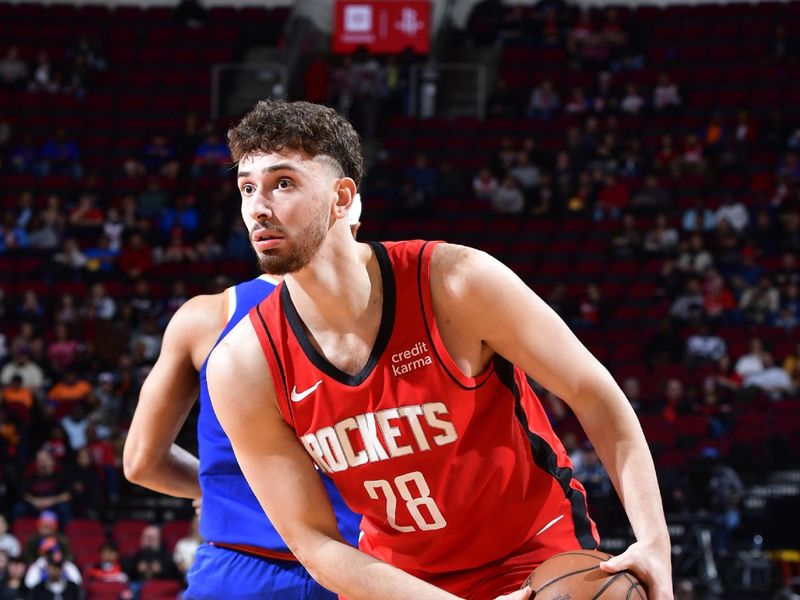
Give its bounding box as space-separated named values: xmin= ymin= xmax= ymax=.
xmin=284 ymin=231 xmax=376 ymax=330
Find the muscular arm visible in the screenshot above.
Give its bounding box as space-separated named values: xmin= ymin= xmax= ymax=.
xmin=430 ymin=244 xmax=672 ymax=598
xmin=123 ymin=294 xmax=224 ymax=499
xmin=207 ymin=319 xmax=462 ymax=600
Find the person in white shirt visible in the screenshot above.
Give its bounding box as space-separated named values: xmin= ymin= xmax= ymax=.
xmin=173 ymin=517 xmax=202 ymax=577
xmin=743 ymin=353 xmax=794 ymax=399
xmin=735 ymin=338 xmax=765 ymax=378
xmin=716 ymin=199 xmax=749 ymax=233
xmin=0 ymin=515 xmax=21 ymax=558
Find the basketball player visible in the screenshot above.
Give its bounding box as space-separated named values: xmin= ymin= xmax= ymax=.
xmin=207 ymin=101 xmax=673 ymax=600
xmin=122 ymin=197 xmax=364 ymax=599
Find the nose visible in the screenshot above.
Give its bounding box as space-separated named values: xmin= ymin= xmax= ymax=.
xmin=246 ymin=188 xmax=274 ymax=222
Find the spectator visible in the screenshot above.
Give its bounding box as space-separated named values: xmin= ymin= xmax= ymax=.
xmin=86 ymin=424 xmax=120 ymax=502
xmin=491 ymin=176 xmax=525 ymax=215
xmin=735 ymin=338 xmax=766 ymax=378
xmin=21 ymin=513 xmax=71 ymax=564
xmin=191 ymin=134 xmax=229 ymax=177
xmin=27 ymin=209 xmax=64 ymax=251
xmin=0 ymin=375 xmax=31 ymax=423
xmin=123 ymin=525 xmax=176 ymax=584
xmin=621 ymin=377 xmax=643 ymax=412
xmin=703 ymin=271 xmax=736 ymax=324
xmin=160 ymin=228 xmax=198 ymax=264
xmin=118 ymin=232 xmax=153 ymax=279
xmin=172 ymin=517 xmax=201 ymax=579
xmin=0 ymin=47 xmax=28 ymax=90
xmin=60 ymin=403 xmax=89 ymax=451
xmin=653 ymin=73 xmax=681 ymax=111
xmin=84 ymin=235 xmax=117 ymax=274
xmin=0 ymin=212 xmax=28 ymax=252
xmin=594 ymin=174 xmax=628 ymax=221
xmin=52 ymin=238 xmax=88 ymax=272
xmin=573 ymin=445 xmax=612 ymax=511
xmin=677 ymin=234 xmax=714 ymax=275
xmin=682 ymin=198 xmax=717 ymax=232
xmin=141 ymin=135 xmax=178 ymax=177
xmin=0 ymin=516 xmax=20 ymax=558
xmin=38 ymin=129 xmax=82 ymax=179
xmin=85 ymin=542 xmax=128 ymax=584
xmin=630 ymin=175 xmax=671 ymax=214
xmin=5 ymin=134 xmax=37 ymax=175
xmin=619 ymin=83 xmax=644 ymax=115
xmin=739 ymin=275 xmax=780 ymax=324
xmin=572 ymin=284 xmax=606 ymax=327
xmin=14 ymin=453 xmax=72 ymax=527
xmin=472 ymin=166 xmax=498 ymax=202
xmin=526 ymin=78 xmax=560 ymax=119
xmin=404 ymin=154 xmax=438 ymax=201
xmin=82 ymin=284 xmax=116 ymax=321
xmin=24 ymin=539 xmax=81 ymax=595
xmin=1 ymin=556 xmax=28 ymax=599
xmin=611 ymin=212 xmax=642 ymax=258
xmin=0 ymin=351 xmax=44 ymax=393
xmin=743 ymin=353 xmax=794 ymax=400
xmin=68 ymin=194 xmax=103 ymax=232
xmin=28 ymin=52 xmax=57 ymax=93
xmin=716 ymin=197 xmax=750 ymax=233
xmin=564 ymin=86 xmax=589 ymax=114
xmin=676 ymin=134 xmax=706 ymax=177
xmin=685 ymin=323 xmax=727 ymax=365
xmin=68 ymin=447 xmax=101 ymax=517
xmin=644 ymin=213 xmax=679 ymax=256
xmin=47 ymin=372 xmax=92 ymax=418
xmin=46 ymin=324 xmax=80 ymax=375
xmin=707 ymin=460 xmax=744 ymax=555
xmin=783 ymin=342 xmax=800 ymax=389
xmin=618 ymin=137 xmax=645 ymax=178
xmin=670 ymin=278 xmax=704 ymax=322
xmin=159 ymin=194 xmax=199 ymax=238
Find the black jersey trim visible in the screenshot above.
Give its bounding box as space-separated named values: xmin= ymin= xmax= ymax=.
xmin=415 ymin=241 xmax=493 ymax=391
xmin=494 ymin=357 xmax=598 ymax=550
xmin=255 ymin=303 xmax=293 ymax=422
xmin=280 ymin=241 xmax=396 ymax=386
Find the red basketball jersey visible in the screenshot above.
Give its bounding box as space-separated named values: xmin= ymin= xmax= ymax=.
xmin=250 ymin=240 xmax=598 ymax=581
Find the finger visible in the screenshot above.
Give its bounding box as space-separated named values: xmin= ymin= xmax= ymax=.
xmin=599 ymin=553 xmax=632 ymax=573
xmin=495 ymin=587 xmax=532 ymax=600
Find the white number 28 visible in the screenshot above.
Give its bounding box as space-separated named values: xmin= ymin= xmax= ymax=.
xmin=364 ymin=471 xmax=447 ymax=533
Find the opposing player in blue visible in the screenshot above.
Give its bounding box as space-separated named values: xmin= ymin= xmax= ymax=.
xmin=123 ymin=198 xmax=363 ymax=598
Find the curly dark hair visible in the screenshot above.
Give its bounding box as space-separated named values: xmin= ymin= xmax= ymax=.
xmin=227 ymin=100 xmax=363 ymax=187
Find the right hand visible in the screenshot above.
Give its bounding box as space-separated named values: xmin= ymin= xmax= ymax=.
xmin=494 ymin=586 xmax=532 ymax=600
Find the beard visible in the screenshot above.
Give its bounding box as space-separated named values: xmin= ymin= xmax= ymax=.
xmin=253 ymin=202 xmax=329 ymax=276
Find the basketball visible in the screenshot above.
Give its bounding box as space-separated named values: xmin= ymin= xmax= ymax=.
xmin=522 ymin=550 xmax=648 ymax=600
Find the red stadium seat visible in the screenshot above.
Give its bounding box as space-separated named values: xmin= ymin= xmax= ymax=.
xmin=161 ymin=520 xmax=191 ymax=554
xmin=140 ymin=579 xmax=182 ymax=600
xmin=87 ymin=580 xmax=131 ymax=600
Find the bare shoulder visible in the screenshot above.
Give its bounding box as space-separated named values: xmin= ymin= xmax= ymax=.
xmin=169 ymin=293 xmax=226 ymax=332
xmin=430 ymin=242 xmax=517 ymax=301
xmin=162 ymin=293 xmax=227 ymax=367
xmin=206 ymin=316 xmax=280 ymax=418
xmin=207 ymin=316 xmax=271 ymax=385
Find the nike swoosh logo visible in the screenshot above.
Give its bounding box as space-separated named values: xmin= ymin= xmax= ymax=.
xmin=290 ymin=380 xmax=323 ymax=403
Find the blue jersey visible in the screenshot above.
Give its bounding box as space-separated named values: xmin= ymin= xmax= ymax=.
xmin=197 ymin=276 xmax=361 ymax=554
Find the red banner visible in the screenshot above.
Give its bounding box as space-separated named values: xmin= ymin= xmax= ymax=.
xmin=333 ymin=1 xmax=430 ymax=54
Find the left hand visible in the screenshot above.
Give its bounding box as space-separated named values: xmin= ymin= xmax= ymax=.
xmin=600 ymin=541 xmax=673 ymax=600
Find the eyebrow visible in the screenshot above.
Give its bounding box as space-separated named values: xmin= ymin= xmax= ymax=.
xmin=237 ymin=163 xmax=302 ymax=179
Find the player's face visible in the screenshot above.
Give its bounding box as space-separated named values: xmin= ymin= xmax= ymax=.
xmin=237 ymin=150 xmax=337 ymax=275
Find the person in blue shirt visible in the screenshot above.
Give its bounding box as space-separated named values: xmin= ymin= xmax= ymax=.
xmin=123 ymin=197 xmax=363 ymax=599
